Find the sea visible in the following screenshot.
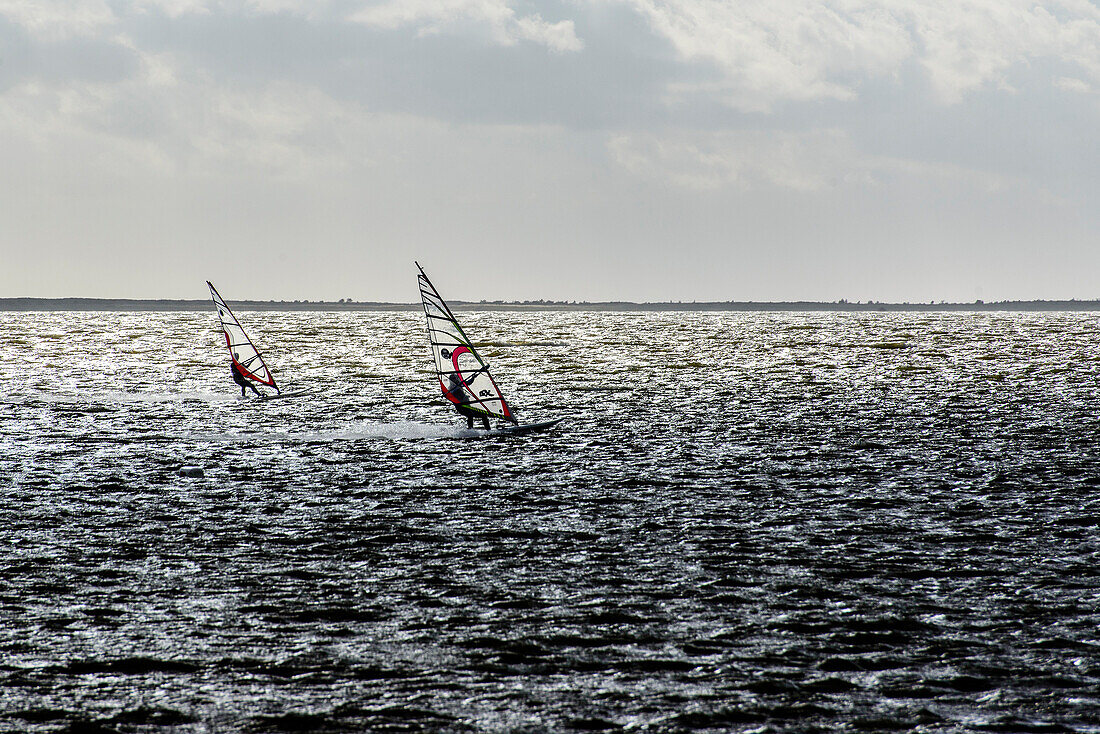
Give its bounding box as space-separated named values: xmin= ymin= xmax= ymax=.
xmin=0 ymin=309 xmax=1098 ymax=733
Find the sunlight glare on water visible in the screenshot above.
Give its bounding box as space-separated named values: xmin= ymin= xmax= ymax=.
xmin=1 ymin=309 xmax=1099 ymax=732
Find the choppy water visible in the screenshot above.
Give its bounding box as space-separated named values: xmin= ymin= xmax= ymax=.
xmin=1 ymin=310 xmax=1099 ymax=733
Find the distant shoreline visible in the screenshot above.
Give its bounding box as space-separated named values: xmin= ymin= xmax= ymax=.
xmin=3 ymin=298 xmax=1100 ymax=312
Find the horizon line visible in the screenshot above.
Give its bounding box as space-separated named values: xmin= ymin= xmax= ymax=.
xmin=4 ymin=297 xmax=1100 ymax=312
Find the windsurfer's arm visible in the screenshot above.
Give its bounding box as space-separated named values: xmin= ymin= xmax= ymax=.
xmin=465 ymin=364 xmax=490 ymax=379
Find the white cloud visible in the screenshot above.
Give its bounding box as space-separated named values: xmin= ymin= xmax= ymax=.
xmin=0 ymin=66 xmax=366 ymax=181
xmin=2 ymin=0 xmax=1099 ymax=301
xmin=0 ymin=0 xmax=115 ymax=39
xmin=350 ymin=0 xmax=583 ymax=52
xmin=129 ymin=0 xmax=357 ymax=21
xmin=620 ymin=0 xmax=910 ymax=111
xmin=1053 ymin=75 xmax=1093 ymax=93
xmin=615 ymin=0 xmax=1100 ymax=109
xmin=131 ymin=0 xmax=212 ymax=18
xmin=607 ymin=129 xmax=866 ymax=191
xmin=606 ymin=128 xmax=1020 ymax=193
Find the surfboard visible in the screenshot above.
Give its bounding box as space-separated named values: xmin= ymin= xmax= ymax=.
xmin=457 ymin=418 xmax=563 ymax=437
xmin=495 ymin=418 xmax=563 ymax=435
xmin=257 ymin=388 xmax=310 ymax=401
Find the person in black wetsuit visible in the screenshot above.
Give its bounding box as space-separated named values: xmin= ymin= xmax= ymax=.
xmin=231 ymin=357 xmax=261 ymax=397
xmin=446 ymin=370 xmax=489 ymax=430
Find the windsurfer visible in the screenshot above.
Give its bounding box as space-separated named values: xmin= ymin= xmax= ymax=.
xmin=231 ymin=357 xmax=261 ymax=397
xmin=446 ymin=372 xmax=489 ymax=430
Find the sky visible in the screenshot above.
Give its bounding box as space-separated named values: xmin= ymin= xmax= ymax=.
xmin=2 ymin=0 xmax=1099 ymax=303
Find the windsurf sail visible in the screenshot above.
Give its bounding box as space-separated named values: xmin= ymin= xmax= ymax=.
xmin=207 ymin=281 xmax=278 ymax=393
xmin=417 ymin=262 xmax=516 ymax=424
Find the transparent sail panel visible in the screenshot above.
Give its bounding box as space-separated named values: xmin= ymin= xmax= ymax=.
xmin=417 ymin=265 xmax=515 ymax=423
xmin=207 ymin=281 xmax=277 ymax=390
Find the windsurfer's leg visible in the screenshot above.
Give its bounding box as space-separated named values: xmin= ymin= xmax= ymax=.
xmin=481 ymin=417 xmax=490 ymax=431
xmin=240 ymin=384 xmax=247 ymax=396
xmin=466 ymin=415 xmax=474 ymax=429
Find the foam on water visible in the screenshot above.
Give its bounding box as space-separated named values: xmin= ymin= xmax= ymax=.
xmin=102 ymin=389 xmax=238 ymax=404
xmin=285 ymin=420 xmax=463 ymax=442
xmin=177 ymin=421 xmax=466 ymax=444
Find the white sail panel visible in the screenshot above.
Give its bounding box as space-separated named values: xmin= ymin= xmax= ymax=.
xmin=207 ymin=281 xmax=278 ymax=390
xmin=417 ymin=264 xmax=516 ymax=423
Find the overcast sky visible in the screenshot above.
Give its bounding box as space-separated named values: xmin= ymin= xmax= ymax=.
xmin=2 ymin=0 xmax=1099 ymax=302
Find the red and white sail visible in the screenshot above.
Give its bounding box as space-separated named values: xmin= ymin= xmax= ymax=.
xmin=417 ymin=263 xmax=516 ymax=424
xmin=207 ymin=281 xmax=278 ymax=391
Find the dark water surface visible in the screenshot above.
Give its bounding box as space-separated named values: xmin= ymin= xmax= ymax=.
xmin=1 ymin=311 xmax=1098 ymax=732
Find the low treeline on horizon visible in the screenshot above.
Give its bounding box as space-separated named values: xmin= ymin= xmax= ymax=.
xmin=4 ymin=298 xmax=1100 ymax=312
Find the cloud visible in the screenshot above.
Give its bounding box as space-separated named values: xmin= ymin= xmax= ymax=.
xmin=131 ymin=0 xmax=350 ymax=20
xmin=606 ymin=128 xmax=1021 ymax=193
xmin=349 ymin=0 xmax=583 ymax=52
xmin=0 ymin=0 xmax=114 ymax=39
xmin=5 ymin=1 xmax=1099 ymax=117
xmin=1053 ymin=75 xmax=1092 ymax=93
xmin=2 ymin=0 xmax=1099 ymax=302
xmin=615 ymin=0 xmax=1100 ymax=109
xmin=607 ymin=129 xmax=869 ymax=191
xmin=0 ymin=0 xmax=583 ymax=51
xmin=131 ymin=0 xmax=213 ymax=19
xmin=619 ymin=0 xmax=910 ymax=111
xmin=0 ymin=38 xmax=369 ymax=183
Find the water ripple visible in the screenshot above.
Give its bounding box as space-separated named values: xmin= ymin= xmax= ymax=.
xmin=1 ymin=311 xmax=1099 ymax=731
